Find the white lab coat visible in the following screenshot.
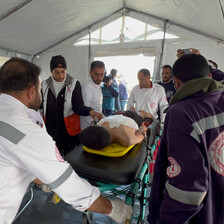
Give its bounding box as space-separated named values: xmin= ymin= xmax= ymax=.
xmin=127 ymin=83 xmax=168 ymax=122
xmin=0 ymin=94 xmax=100 ymax=224
xmin=80 ymin=78 xmax=103 ymax=130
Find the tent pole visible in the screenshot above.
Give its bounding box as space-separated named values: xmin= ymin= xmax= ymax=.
xmin=120 ymin=8 xmax=126 ymax=43
xmin=0 ymin=45 xmax=32 ymax=58
xmin=0 ymin=0 xmax=34 ymax=23
xmin=156 ymin=20 xmax=168 ymax=81
xmin=88 ymin=27 xmax=91 ymax=60
xmin=88 ymin=27 xmax=92 ymax=68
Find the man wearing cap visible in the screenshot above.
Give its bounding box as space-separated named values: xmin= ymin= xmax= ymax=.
xmin=40 ymin=55 xmax=103 ymax=156
xmin=81 ymin=60 xmax=105 ymax=130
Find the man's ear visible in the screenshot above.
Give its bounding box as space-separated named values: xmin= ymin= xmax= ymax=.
xmin=26 ymin=85 xmax=36 ymax=100
xmin=209 ymin=73 xmax=212 ymax=78
xmin=173 ymin=77 xmax=183 ymax=90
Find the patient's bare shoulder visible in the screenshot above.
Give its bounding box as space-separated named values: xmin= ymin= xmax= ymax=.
xmin=113 ymin=125 xmax=137 ymax=147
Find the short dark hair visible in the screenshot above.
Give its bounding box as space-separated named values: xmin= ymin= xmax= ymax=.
xmin=110 ymin=69 xmax=117 ymax=77
xmin=138 ymin=68 xmax=150 ymax=77
xmin=79 ymin=126 xmax=111 ymax=149
xmin=0 ymin=57 xmax=40 ymax=93
xmin=90 ymin=61 xmax=105 ymax=72
xmin=161 ymin=65 xmax=172 ymax=72
xmin=172 ymin=54 xmax=210 ymax=83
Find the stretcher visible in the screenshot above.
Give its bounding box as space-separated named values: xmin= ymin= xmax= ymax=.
xmin=65 ymin=119 xmax=161 ymax=224
xmin=13 ymin=120 xmax=161 ymax=224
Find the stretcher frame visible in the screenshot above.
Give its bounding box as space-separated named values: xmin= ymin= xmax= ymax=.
xmin=66 ymin=120 xmax=161 ymax=224
xmin=13 ymin=120 xmax=161 ymax=224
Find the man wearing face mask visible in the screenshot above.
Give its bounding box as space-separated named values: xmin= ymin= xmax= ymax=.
xmin=40 ymin=55 xmax=103 ymax=156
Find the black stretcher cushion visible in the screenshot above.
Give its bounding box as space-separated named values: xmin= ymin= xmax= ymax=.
xmin=65 ymin=143 xmax=147 ymax=185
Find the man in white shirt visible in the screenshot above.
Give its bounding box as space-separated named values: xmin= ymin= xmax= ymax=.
xmin=81 ymin=61 xmax=105 ymax=130
xmin=0 ymin=58 xmax=132 ymax=224
xmin=127 ymin=68 xmax=168 ymax=122
xmin=40 ymin=55 xmax=103 ymax=156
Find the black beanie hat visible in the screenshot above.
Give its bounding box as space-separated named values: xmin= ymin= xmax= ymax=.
xmin=50 ymin=55 xmax=67 ymax=72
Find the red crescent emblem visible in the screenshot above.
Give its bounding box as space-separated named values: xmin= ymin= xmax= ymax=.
xmin=55 ymin=146 xmax=64 ymax=162
xmin=166 ymin=157 xmax=181 ymax=178
xmin=150 ymin=102 xmax=155 ymax=108
xmin=208 ymin=131 xmax=224 ymax=176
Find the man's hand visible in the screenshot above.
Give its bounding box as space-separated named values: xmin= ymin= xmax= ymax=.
xmin=107 ymin=199 xmax=133 ymax=223
xmin=177 ymin=48 xmax=200 ymax=58
xmin=87 ymin=196 xmax=133 ymax=223
xmin=138 ymin=110 xmax=153 ymax=119
xmin=138 ymin=125 xmax=147 ymax=137
xmin=190 ymin=48 xmax=200 ymax=55
xmin=112 ymin=111 xmax=124 ymax=115
xmin=33 ymin=178 xmax=42 ymax=186
xmin=89 ymin=110 xmax=103 ymax=122
xmin=177 ymin=49 xmax=185 ymax=58
xmin=130 ymin=107 xmax=135 ymax=111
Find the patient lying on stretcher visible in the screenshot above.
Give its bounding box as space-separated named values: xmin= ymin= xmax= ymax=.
xmin=79 ymin=110 xmax=151 ymax=150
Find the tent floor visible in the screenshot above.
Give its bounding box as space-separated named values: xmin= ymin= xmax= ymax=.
xmin=13 ymin=185 xmax=150 ymax=224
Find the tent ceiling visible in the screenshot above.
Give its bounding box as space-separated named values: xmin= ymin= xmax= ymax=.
xmin=0 ymin=0 xmax=223 ymax=57
xmin=128 ymin=0 xmax=224 ymax=41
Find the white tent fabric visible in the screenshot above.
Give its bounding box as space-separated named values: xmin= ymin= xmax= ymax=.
xmin=0 ymin=0 xmax=223 ymax=81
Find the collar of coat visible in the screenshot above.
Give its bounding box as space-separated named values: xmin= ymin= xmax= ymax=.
xmin=169 ymin=77 xmax=224 ymax=105
xmin=46 ymin=73 xmax=73 ymax=87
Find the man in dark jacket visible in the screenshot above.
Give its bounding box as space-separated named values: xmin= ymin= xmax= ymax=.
xmin=101 ymin=74 xmax=119 ymax=116
xmin=110 ymin=68 xmax=121 ymax=111
xmin=148 ymin=54 xmax=224 ymax=224
xmin=158 ymin=65 xmax=176 ymax=103
xmin=177 ymin=48 xmax=224 ymax=84
xmin=41 ymin=55 xmax=102 ymax=156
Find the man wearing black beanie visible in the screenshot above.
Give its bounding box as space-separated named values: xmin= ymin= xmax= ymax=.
xmin=40 ymin=55 xmax=103 ymax=156
xmin=50 ymin=55 xmax=67 ymax=72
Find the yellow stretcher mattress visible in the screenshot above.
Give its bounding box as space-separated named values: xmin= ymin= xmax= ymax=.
xmin=83 ymin=141 xmax=135 ymax=157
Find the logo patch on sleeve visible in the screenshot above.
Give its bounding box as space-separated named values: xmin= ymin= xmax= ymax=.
xmin=150 ymin=102 xmax=155 ymax=108
xmin=55 ymin=146 xmax=64 ymax=162
xmin=208 ymin=131 xmax=224 ymax=176
xmin=166 ymin=157 xmax=181 ymax=177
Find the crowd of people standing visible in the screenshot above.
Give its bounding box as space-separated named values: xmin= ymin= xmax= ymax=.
xmin=1 ymin=47 xmax=224 ymax=224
